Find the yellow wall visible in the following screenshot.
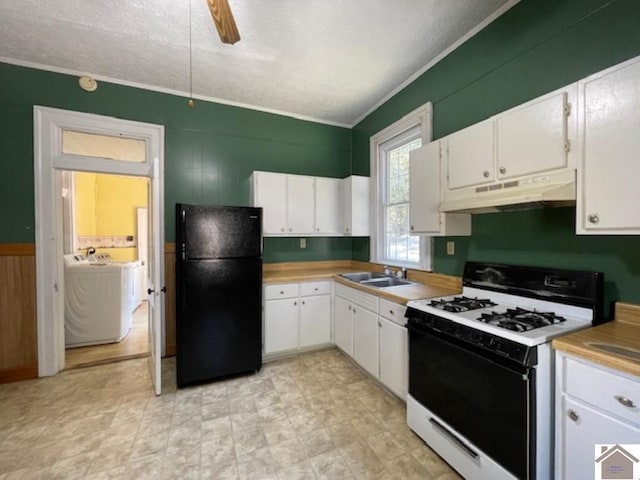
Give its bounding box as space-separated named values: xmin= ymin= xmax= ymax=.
xmin=74 ymin=172 xmax=97 ymax=236
xmin=74 ymin=173 xmax=148 ymax=261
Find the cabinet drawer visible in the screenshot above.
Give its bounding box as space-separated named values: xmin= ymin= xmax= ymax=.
xmin=334 ymin=283 xmax=379 ymax=312
xmin=300 ymin=280 xmax=332 ymax=297
xmin=379 ymin=298 xmax=406 ymax=326
xmin=564 ymin=356 xmax=640 ymax=425
xmin=264 ymin=283 xmax=299 ymax=300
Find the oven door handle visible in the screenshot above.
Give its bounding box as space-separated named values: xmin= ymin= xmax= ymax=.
xmin=429 ymin=417 xmax=479 ymax=460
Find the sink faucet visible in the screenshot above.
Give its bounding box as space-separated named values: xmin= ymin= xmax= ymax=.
xmin=383 ymin=265 xmax=392 ymax=276
xmin=396 ymin=267 xmax=407 ymax=279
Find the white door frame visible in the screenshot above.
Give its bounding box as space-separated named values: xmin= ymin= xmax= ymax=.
xmin=33 ymin=106 xmax=165 ymax=377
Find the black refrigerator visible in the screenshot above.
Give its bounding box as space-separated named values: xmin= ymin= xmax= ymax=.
xmin=175 ymin=203 xmax=262 ymax=387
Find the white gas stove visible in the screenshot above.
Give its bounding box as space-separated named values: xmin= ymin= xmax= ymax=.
xmin=405 ymin=262 xmax=605 ymax=480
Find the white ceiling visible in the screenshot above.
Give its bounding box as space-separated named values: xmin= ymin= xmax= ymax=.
xmin=0 ymin=0 xmax=515 ymax=127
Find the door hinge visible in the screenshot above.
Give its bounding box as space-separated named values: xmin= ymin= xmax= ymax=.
xmin=564 ymin=140 xmax=571 ymax=153
xmin=564 ymin=102 xmax=571 ymax=116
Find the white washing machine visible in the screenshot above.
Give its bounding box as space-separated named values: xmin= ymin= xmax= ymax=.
xmin=64 ymin=254 xmax=134 ymax=348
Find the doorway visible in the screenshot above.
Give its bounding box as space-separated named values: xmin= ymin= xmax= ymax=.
xmin=62 ymin=171 xmax=150 ymax=369
xmin=33 ymin=107 xmax=165 ymax=395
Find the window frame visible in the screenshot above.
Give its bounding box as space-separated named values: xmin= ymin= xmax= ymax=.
xmin=369 ymin=102 xmax=433 ymax=270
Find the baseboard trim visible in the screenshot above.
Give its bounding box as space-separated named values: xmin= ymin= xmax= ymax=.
xmin=0 ymin=363 xmax=38 ymax=383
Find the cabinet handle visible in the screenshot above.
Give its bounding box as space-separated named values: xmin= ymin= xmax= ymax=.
xmin=353 ymin=307 xmax=356 ymax=313
xmin=348 ymin=305 xmax=351 ymax=311
xmin=389 ymin=310 xmax=394 ymax=315
xmin=314 ymin=288 xmax=318 ymax=291
xmin=316 ymin=227 xmax=319 ymax=232
xmin=289 ymin=228 xmax=292 ymax=232
xmin=567 ymin=409 xmax=579 ymax=422
xmin=499 ymin=166 xmax=506 ymax=174
xmin=615 ymin=395 xmax=636 ymax=408
xmin=301 ymin=300 xmax=305 ymax=305
xmin=294 ymin=301 xmax=297 ymax=306
xmin=483 ymin=170 xmax=490 ymax=178
xmin=410 ymin=225 xmax=414 ymax=230
xmin=588 ymin=214 xmax=600 ymax=224
xmin=281 ymin=228 xmax=285 ymax=232
xmin=378 ymin=322 xmax=381 ymax=327
xmin=280 ymin=291 xmax=284 ymax=295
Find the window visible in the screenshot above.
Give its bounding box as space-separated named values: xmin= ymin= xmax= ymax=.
xmin=370 ymin=103 xmax=432 ymax=269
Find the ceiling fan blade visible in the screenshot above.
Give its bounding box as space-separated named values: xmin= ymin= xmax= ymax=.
xmin=206 ymin=0 xmax=241 ymax=45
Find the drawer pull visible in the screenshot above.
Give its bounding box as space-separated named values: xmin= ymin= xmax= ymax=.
xmin=280 ymin=291 xmax=284 ymax=295
xmin=615 ymin=395 xmax=636 ymax=408
xmin=314 ymin=288 xmax=318 ymax=291
xmin=348 ymin=305 xmax=351 ymax=311
xmin=568 ymin=409 xmax=579 ymax=422
xmin=389 ymin=310 xmax=394 ymax=315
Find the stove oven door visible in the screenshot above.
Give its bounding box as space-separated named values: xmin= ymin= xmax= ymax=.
xmin=409 ymin=320 xmax=535 ymax=479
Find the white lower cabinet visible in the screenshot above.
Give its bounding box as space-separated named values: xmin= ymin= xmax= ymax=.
xmin=300 ymin=295 xmax=331 ymax=347
xmin=555 ymin=352 xmax=640 ymax=479
xmin=333 ymin=295 xmax=353 ymax=356
xmin=264 ymin=281 xmax=331 ymax=355
xmin=353 ymin=306 xmax=379 ymax=377
xmin=264 ymin=297 xmax=299 ymax=354
xmin=334 ymin=283 xmax=408 ymax=400
xmin=378 ymin=298 xmax=408 ymax=400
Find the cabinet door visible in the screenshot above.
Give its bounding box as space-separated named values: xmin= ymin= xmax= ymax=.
xmin=264 ymin=298 xmax=298 ymax=354
xmin=580 ymin=58 xmax=640 ymax=233
xmin=410 ymin=143 xmax=441 ymax=234
xmin=559 ymin=396 xmax=640 ymax=480
xmin=446 ymin=120 xmax=495 ymax=190
xmin=287 ymin=175 xmax=315 ymax=234
xmin=342 ymin=176 xmax=370 ymax=236
xmin=379 ymin=317 xmax=408 ymax=400
xmin=496 ymin=92 xmax=569 ymax=180
xmin=314 ymin=177 xmax=342 ymax=235
xmin=333 ymin=295 xmax=353 ymax=356
xmin=254 ymin=172 xmax=287 ymax=235
xmin=353 ymin=306 xmax=379 ymax=378
xmin=299 ymin=295 xmax=331 ymax=347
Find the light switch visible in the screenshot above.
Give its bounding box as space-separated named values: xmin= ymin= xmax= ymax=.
xmin=446 ymin=241 xmax=455 ymax=255
xmin=300 ymin=238 xmax=306 ymax=249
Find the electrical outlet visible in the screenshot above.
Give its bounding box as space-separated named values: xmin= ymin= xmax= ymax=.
xmin=300 ymin=238 xmax=306 ymax=249
xmin=446 ymin=241 xmax=455 ymax=256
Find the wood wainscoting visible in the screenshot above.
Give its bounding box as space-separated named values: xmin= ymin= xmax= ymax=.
xmin=0 ymin=243 xmax=38 ymax=383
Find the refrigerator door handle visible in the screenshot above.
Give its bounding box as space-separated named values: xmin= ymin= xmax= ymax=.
xmin=181 ymin=243 xmax=186 ymax=261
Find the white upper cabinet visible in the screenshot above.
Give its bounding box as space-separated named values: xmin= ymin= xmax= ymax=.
xmin=445 ymin=120 xmax=495 ymax=190
xmin=496 ymin=91 xmax=570 ymax=179
xmin=577 ymin=55 xmax=640 ymax=234
xmin=253 ymin=171 xmax=287 ymax=234
xmin=341 ymin=175 xmax=370 ymax=236
xmin=444 ymin=85 xmax=577 ymax=200
xmin=314 ymin=177 xmax=342 ymax=235
xmin=409 ymin=142 xmax=470 ymax=236
xmin=286 ymin=175 xmax=315 ymax=235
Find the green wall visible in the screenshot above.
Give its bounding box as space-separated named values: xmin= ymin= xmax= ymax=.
xmin=0 ymin=62 xmax=351 ymax=261
xmin=352 ymin=0 xmax=640 ymax=309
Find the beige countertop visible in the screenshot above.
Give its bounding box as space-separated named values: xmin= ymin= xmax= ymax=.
xmin=263 ymin=260 xmax=462 ymax=305
xmin=552 ymin=302 xmax=640 ymax=378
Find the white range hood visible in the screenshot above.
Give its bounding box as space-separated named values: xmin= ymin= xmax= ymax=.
xmin=440 ymin=169 xmax=576 ymax=214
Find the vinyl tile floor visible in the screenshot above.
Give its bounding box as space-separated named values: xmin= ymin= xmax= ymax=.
xmin=0 ymin=348 xmax=462 ymax=480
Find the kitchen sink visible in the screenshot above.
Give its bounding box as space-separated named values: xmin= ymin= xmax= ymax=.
xmin=360 ymin=277 xmax=415 ymax=288
xmin=339 ymin=272 xmax=415 ymax=288
xmin=586 ymin=342 xmax=640 ymax=361
xmin=340 ymin=272 xmax=388 ymax=282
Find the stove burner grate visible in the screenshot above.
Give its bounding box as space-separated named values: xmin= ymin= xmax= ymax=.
xmin=478 ymin=307 xmax=566 ymax=331
xmin=429 ymin=296 xmax=497 ymax=313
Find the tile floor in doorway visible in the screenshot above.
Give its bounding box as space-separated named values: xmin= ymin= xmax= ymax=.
xmin=0 ymin=349 xmax=461 ymax=480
